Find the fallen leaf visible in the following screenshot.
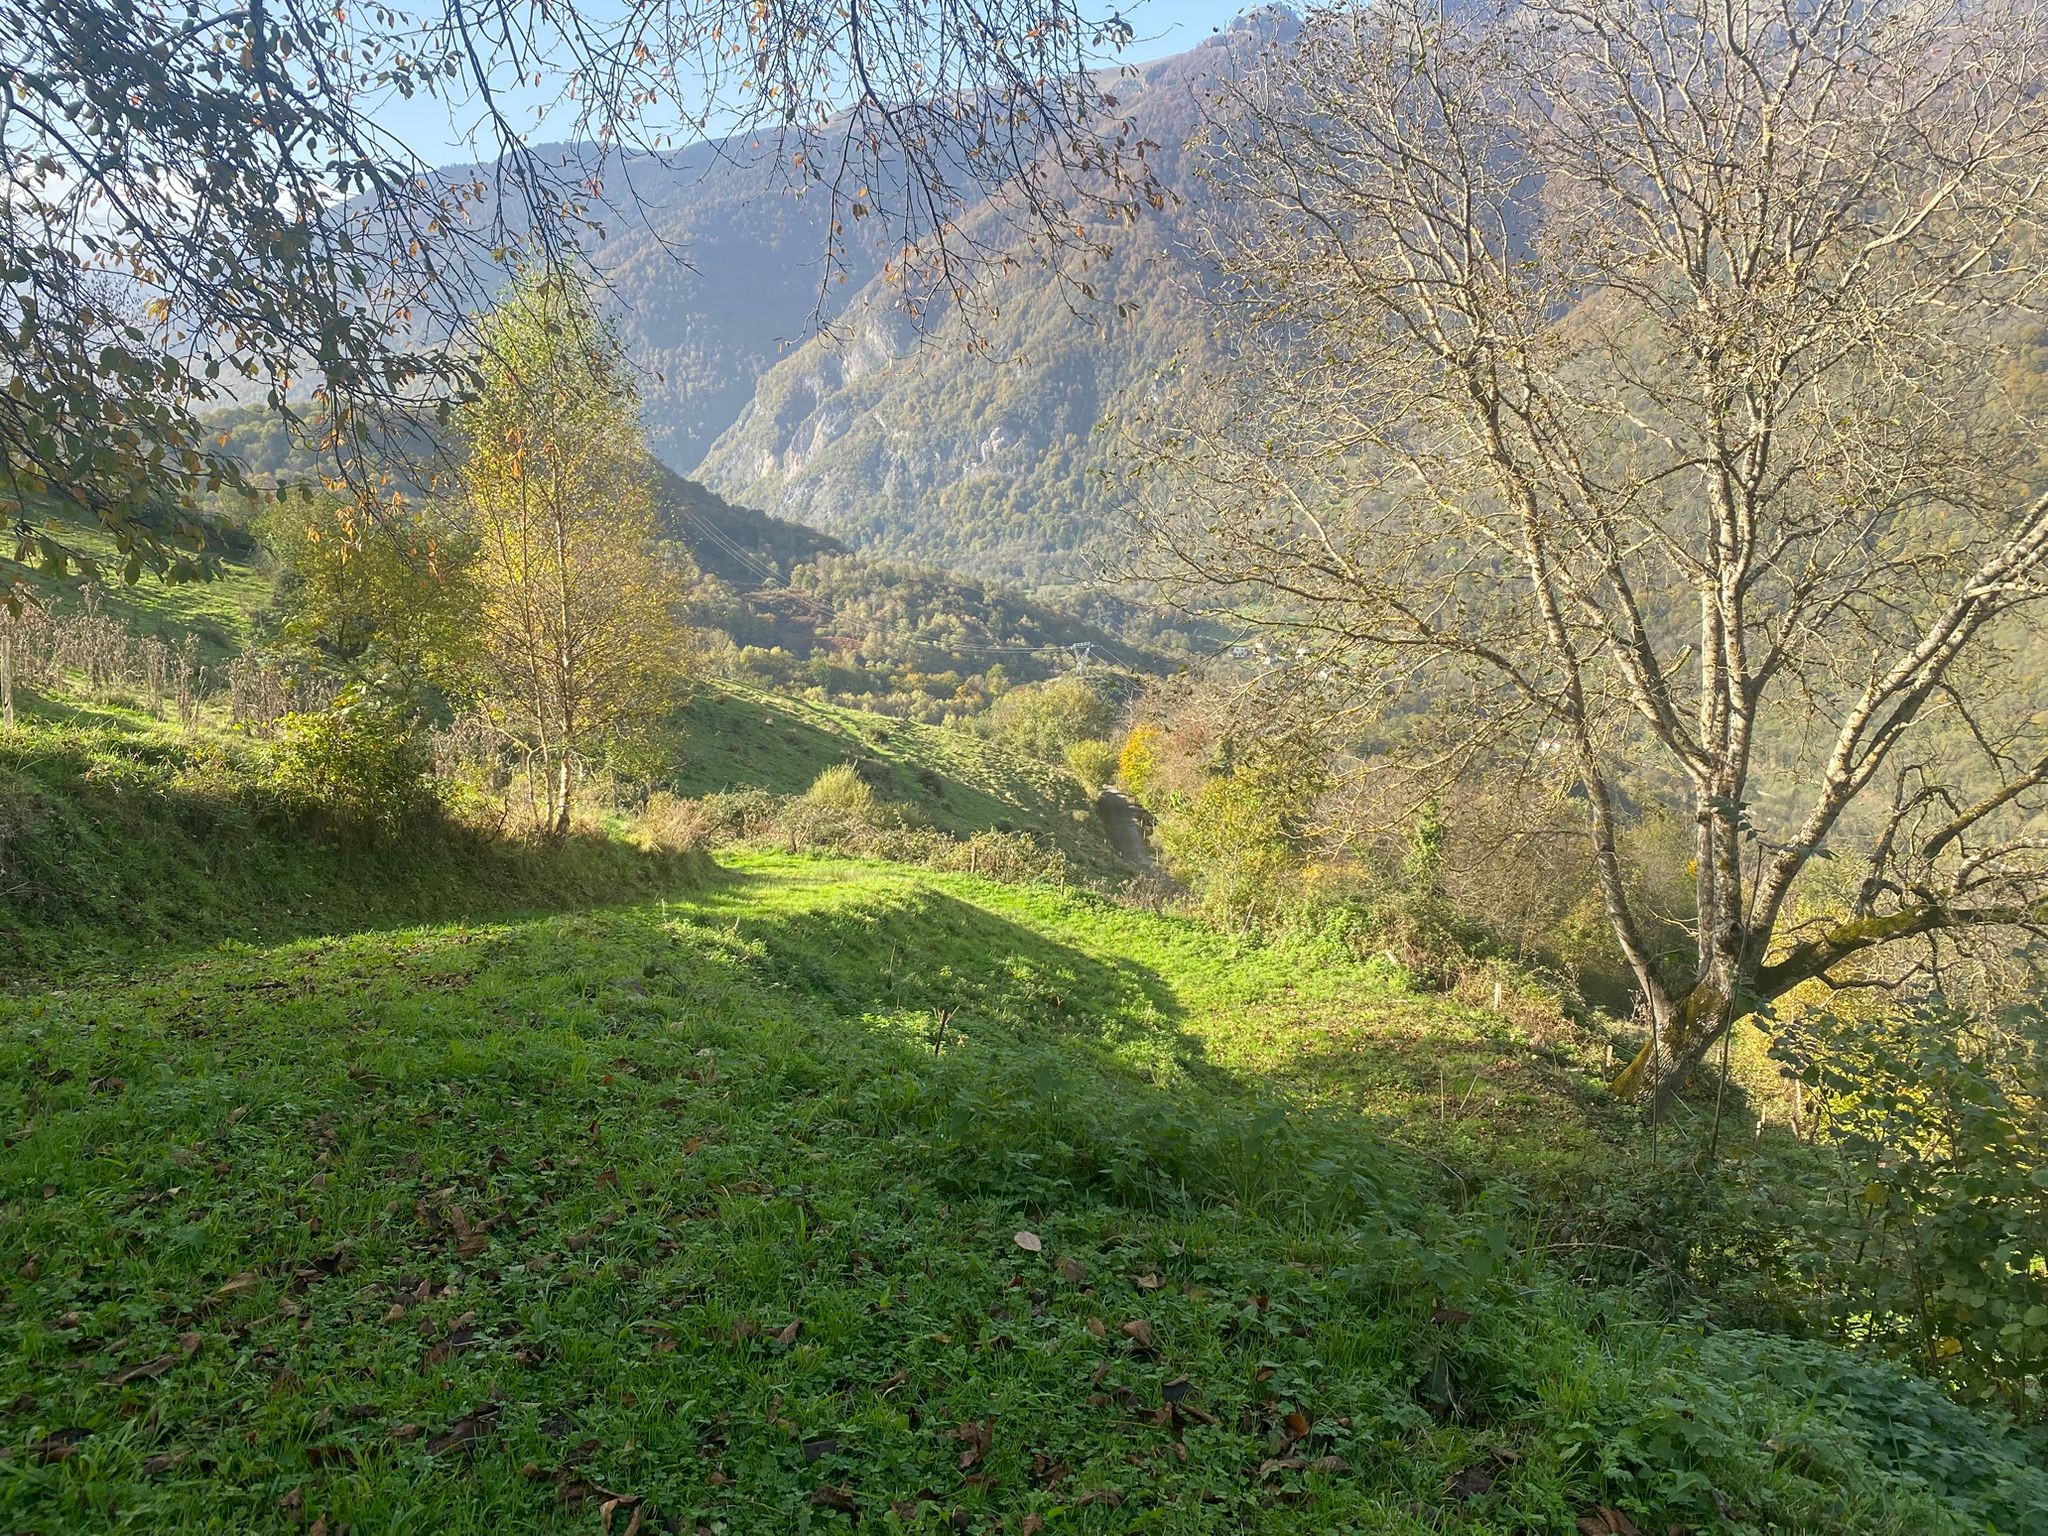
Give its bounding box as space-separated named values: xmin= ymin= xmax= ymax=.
xmin=1576 ymin=1510 xmax=1642 ymax=1536
xmin=775 ymin=1319 xmax=802 ymax=1346
xmin=1449 ymin=1462 xmax=1494 ymax=1498
xmin=1022 ymin=1518 xmax=1045 ymax=1535
xmin=1012 ymin=1230 xmax=1043 ymax=1254
xmin=1119 ymin=1319 xmax=1154 ymax=1351
xmin=1161 ymin=1376 xmax=1192 ymax=1405
xmin=1133 ymin=1271 xmax=1165 ymax=1291
xmin=108 ymin=1352 xmax=183 ymax=1386
xmin=811 ymin=1483 xmax=856 ymax=1513
xmin=1258 ymin=1457 xmax=1306 ymax=1478
xmin=1431 ymin=1303 xmax=1473 ymax=1326
xmin=1086 ymin=1317 xmax=1106 ymax=1338
xmin=1308 ymin=1455 xmax=1352 ymax=1474
xmin=1056 ymin=1256 xmax=1088 ymax=1285
xmin=953 ymin=1418 xmax=993 ymax=1470
xmin=427 ymin=1406 xmax=499 ymax=1456
xmin=801 ymin=1435 xmax=839 ymax=1463
xmin=27 ymin=1428 xmax=90 ymax=1463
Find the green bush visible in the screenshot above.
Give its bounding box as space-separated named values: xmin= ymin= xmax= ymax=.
xmin=269 ymin=707 xmax=436 ymax=839
xmin=1063 ymin=736 xmax=1119 ymax=793
xmin=801 ymin=761 xmax=887 ymax=823
xmin=980 ymin=675 xmax=1116 ymax=763
xmin=1771 ymin=999 xmax=2048 ymax=1416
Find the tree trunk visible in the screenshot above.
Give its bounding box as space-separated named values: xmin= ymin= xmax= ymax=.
xmin=552 ymin=754 xmax=573 ymax=836
xmin=1 ymin=627 xmax=13 ymax=730
xmin=1610 ymin=977 xmax=1736 ymax=1107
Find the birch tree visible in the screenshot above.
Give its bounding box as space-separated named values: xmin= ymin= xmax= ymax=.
xmin=1136 ymin=0 xmax=2048 ymax=1104
xmin=463 ymin=270 xmax=681 ymax=834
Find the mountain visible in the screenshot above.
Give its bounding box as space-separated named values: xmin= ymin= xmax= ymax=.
xmin=565 ymin=29 xmax=1254 ymax=585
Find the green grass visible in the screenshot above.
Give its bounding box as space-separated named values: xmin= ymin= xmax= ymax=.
xmin=4 ymin=841 xmax=2046 ymax=1532
xmin=3 ymin=728 xmax=2046 ymax=1533
xmin=0 ymin=720 xmax=708 ymax=980
xmin=673 ymin=682 xmax=1123 ymax=876
xmin=13 ymin=524 xmax=271 ymax=668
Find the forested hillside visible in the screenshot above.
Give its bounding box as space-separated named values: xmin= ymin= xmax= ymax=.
xmin=690 ymin=40 xmax=1236 ymax=583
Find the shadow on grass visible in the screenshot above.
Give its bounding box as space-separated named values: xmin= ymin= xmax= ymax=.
xmin=676 ymin=868 xmax=1208 ymax=1067
xmin=0 ymin=732 xmax=730 ymax=985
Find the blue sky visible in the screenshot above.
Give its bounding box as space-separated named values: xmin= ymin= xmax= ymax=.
xmin=375 ymin=1 xmax=1253 ymax=161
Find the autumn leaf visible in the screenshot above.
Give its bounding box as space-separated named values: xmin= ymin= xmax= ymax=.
xmin=1575 ymin=1510 xmax=1642 ymax=1536
xmin=26 ymin=1428 xmax=90 ymax=1463
xmin=1056 ymin=1256 xmax=1088 ymax=1285
xmin=1119 ymin=1318 xmax=1155 ymax=1351
xmin=426 ymin=1405 xmax=499 ymax=1455
xmin=1449 ymin=1462 xmax=1494 ymax=1498
xmin=1012 ymin=1230 xmax=1043 ymax=1253
xmin=953 ymin=1418 xmax=993 ymax=1470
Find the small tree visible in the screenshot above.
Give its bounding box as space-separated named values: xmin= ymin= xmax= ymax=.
xmin=262 ymin=490 xmax=478 ymax=707
xmin=462 ymin=270 xmax=684 ymax=834
xmin=1140 ymin=0 xmax=2048 ymax=1104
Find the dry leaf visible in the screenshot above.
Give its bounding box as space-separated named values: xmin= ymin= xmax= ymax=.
xmin=108 ymin=1352 xmax=182 ymax=1385
xmin=1119 ymin=1318 xmax=1154 ymax=1350
xmin=1012 ymin=1230 xmax=1043 ymax=1253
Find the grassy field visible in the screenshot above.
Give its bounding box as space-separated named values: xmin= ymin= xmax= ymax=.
xmin=3 ymin=827 xmax=2044 ymax=1533
xmin=672 ymin=683 xmax=1123 ymax=877
xmin=12 ymin=523 xmax=271 ymax=669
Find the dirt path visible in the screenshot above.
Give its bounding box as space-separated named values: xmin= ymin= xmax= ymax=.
xmin=1095 ymin=787 xmax=1165 ymax=879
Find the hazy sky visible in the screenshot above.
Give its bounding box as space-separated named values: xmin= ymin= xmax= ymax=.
xmin=373 ymin=1 xmax=1255 ymax=161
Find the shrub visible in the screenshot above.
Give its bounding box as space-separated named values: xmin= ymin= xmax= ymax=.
xmin=268 ymin=707 xmax=436 ymax=839
xmin=632 ymin=790 xmax=712 ymax=853
xmin=1064 ymin=737 xmax=1119 ymax=794
xmin=1770 ymin=998 xmax=2048 ymax=1416
xmin=1118 ymin=723 xmax=1165 ymax=808
xmin=802 ymin=762 xmax=887 ymax=824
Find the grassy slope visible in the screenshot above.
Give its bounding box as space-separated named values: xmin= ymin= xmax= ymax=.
xmin=13 ymin=526 xmax=271 ymax=669
xmin=2 ymin=832 xmax=2044 ymax=1532
xmin=673 ymin=682 xmax=1122 ymax=876
xmin=0 ymin=721 xmax=707 ymax=980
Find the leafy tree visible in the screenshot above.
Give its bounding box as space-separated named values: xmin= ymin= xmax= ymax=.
xmin=981 ymin=674 xmax=1118 ymax=763
xmin=261 ymin=492 xmax=477 ymax=707
xmin=1158 ymin=740 xmax=1329 ymax=926
xmin=1140 ymin=0 xmax=2048 ymax=1104
xmin=461 ymin=270 xmax=683 ymax=833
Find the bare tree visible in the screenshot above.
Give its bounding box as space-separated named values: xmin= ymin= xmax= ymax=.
xmin=1133 ymin=0 xmax=2048 ymax=1104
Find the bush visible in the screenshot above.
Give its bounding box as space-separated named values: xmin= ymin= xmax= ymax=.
xmin=269 ymin=708 xmax=436 ymax=839
xmin=1118 ymin=723 xmax=1165 ymax=808
xmin=1064 ymin=737 xmax=1119 ymax=794
xmin=981 ymin=675 xmax=1117 ymax=763
xmin=1770 ymin=998 xmax=2048 ymax=1416
xmin=632 ymin=790 xmax=712 ymax=853
xmin=802 ymin=762 xmax=888 ymax=824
